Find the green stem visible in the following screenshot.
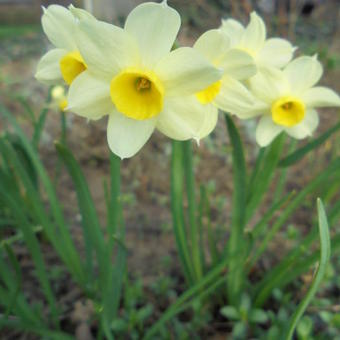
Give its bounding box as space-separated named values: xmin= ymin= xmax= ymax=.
xmin=224 ymin=115 xmax=247 ymax=305
xmin=102 ymin=153 xmax=126 ymax=336
xmin=182 ymin=140 xmax=202 ymax=281
xmin=171 ymin=141 xmax=194 ymax=285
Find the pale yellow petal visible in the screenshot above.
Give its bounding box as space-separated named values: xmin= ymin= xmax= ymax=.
xmin=67 ymin=71 xmax=112 ymax=120
xmin=285 ymin=109 xmax=319 ymax=139
xmin=194 ymin=29 xmax=231 ymax=66
xmin=156 ymin=96 xmax=217 ymax=140
xmin=155 ymin=47 xmax=222 ymax=97
xmin=219 ymin=49 xmax=256 ymax=80
xmin=301 ymin=86 xmax=340 ymax=108
xmin=256 ymin=115 xmax=283 ymax=147
xmin=68 ymin=5 xmax=95 ymax=20
xmin=35 ymin=48 xmax=66 ymax=84
xmin=215 ymin=76 xmax=267 ymax=118
xmin=42 ymin=5 xmax=77 ymax=50
xmin=283 ymin=56 xmax=323 ymax=94
xmin=107 ymin=111 xmax=156 ymax=159
xmin=249 ymin=66 xmax=290 ymax=103
xmin=240 ymin=12 xmax=266 ymax=53
xmin=124 ymin=1 xmax=180 ymax=68
xmin=257 ymin=38 xmax=295 ymax=68
xmin=220 ymin=18 xmax=244 ymax=46
xmin=76 ymin=19 xmax=140 ymax=78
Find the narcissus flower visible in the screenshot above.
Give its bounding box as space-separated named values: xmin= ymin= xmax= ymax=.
xmin=51 ymin=85 xmax=68 ymax=111
xmin=191 ymin=29 xmax=263 ymax=135
xmin=221 ymin=12 xmax=295 ymax=70
xmin=67 ymin=1 xmax=221 ymax=158
xmin=247 ymin=56 xmax=340 ymax=146
xmin=35 ymin=5 xmax=94 ymax=85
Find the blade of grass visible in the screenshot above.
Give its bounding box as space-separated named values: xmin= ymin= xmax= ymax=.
xmin=0 ymin=137 xmax=85 ymax=287
xmin=1 ymin=104 xmax=85 ymax=284
xmin=284 ymin=199 xmax=331 ymax=340
xmin=55 ymin=142 xmax=107 ymax=288
xmin=0 ymin=184 xmax=59 ymax=326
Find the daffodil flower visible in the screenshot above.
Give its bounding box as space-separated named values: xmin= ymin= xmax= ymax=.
xmin=190 ymin=28 xmax=263 ymax=138
xmin=50 ymin=85 xmax=68 ymax=111
xmin=35 ymin=5 xmax=94 ymax=86
xmin=67 ymin=1 xmax=222 ymax=158
xmin=247 ymin=56 xmax=340 ymax=146
xmin=221 ymin=12 xmax=295 ymax=70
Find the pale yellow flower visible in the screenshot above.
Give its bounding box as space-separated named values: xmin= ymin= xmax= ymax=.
xmin=51 ymin=85 xmax=68 ymax=111
xmin=67 ymin=1 xmax=222 ymax=158
xmin=221 ymin=12 xmax=295 ymax=70
xmin=247 ymin=56 xmax=340 ymax=146
xmin=35 ymin=5 xmax=94 ymax=85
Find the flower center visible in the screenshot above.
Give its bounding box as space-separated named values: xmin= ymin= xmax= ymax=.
xmin=110 ymin=68 xmax=164 ymax=120
xmin=271 ymin=96 xmax=305 ymax=127
xmin=60 ymin=51 xmax=87 ymax=85
xmin=196 ymin=81 xmax=222 ymax=105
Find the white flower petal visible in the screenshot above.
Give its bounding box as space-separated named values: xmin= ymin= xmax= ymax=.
xmin=215 ymin=76 xmax=266 ymax=118
xmin=283 ymin=56 xmax=323 ymax=94
xmin=257 ymin=38 xmax=295 ymax=68
xmin=301 ymin=86 xmax=340 ymax=108
xmin=249 ymin=66 xmax=290 ymax=103
xmin=107 ymin=111 xmax=156 ymax=159
xmin=220 ymin=18 xmax=244 ymax=46
xmin=156 ymin=96 xmax=217 ymax=140
xmin=194 ymin=29 xmax=231 ymax=65
xmin=68 ymin=5 xmax=95 ymax=20
xmin=42 ymin=5 xmax=77 ymax=50
xmin=124 ymin=1 xmax=180 ymax=68
xmin=155 ymin=47 xmax=222 ymax=97
xmin=285 ymin=109 xmax=319 ymax=139
xmin=197 ymin=104 xmax=219 ymax=139
xmin=219 ymin=49 xmax=256 ymax=80
xmin=76 ymin=19 xmax=140 ymax=78
xmin=240 ymin=12 xmax=266 ymax=53
xmin=35 ymin=48 xmax=66 ymax=84
xmin=256 ymin=115 xmax=283 ymax=147
xmin=67 ymin=71 xmax=113 ymax=120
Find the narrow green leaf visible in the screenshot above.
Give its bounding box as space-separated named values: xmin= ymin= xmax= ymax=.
xmin=182 ymin=140 xmax=202 ymax=281
xmin=101 ymin=153 xmax=126 ymax=332
xmin=171 ymin=140 xmax=195 ymax=284
xmin=250 ymin=158 xmax=340 ymax=273
xmin=225 ymin=114 xmax=247 ymax=305
xmin=0 ymin=104 xmax=85 ymax=284
xmin=32 ymin=109 xmax=48 ymax=149
xmin=279 ymin=121 xmax=340 ymax=167
xmin=55 ymin=142 xmax=105 ymax=287
xmin=246 ymin=134 xmax=285 ymax=222
xmin=284 ymin=199 xmax=331 ymax=340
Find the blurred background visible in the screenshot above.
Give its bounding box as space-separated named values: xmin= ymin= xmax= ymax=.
xmin=0 ymin=1 xmax=340 ymax=338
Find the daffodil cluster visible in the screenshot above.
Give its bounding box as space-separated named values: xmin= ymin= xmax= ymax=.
xmin=36 ymin=1 xmax=340 ymax=158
